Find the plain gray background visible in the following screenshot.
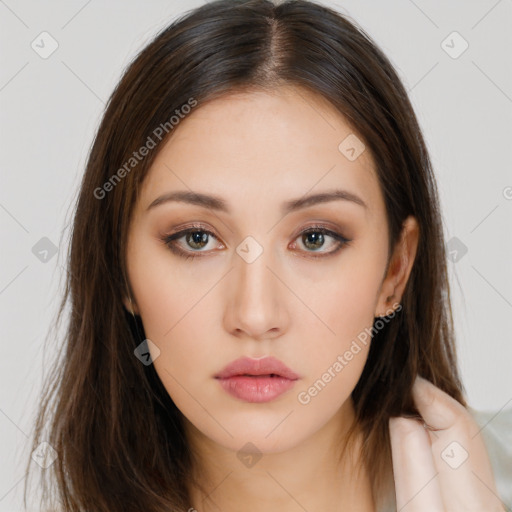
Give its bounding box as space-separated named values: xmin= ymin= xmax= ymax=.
xmin=1 ymin=0 xmax=511 ymax=509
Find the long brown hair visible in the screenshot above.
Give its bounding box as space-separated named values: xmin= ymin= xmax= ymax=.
xmin=24 ymin=1 xmax=466 ymax=510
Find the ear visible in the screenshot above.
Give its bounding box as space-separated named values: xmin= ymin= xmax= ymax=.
xmin=123 ymin=295 xmax=140 ymax=316
xmin=375 ymin=216 xmax=419 ymax=317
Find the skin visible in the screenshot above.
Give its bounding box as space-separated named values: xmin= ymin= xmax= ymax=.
xmin=390 ymin=378 xmax=505 ymax=511
xmin=123 ymin=86 xmax=502 ymax=511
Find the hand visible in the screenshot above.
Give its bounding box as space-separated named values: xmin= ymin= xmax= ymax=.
xmin=389 ymin=375 xmax=506 ymax=511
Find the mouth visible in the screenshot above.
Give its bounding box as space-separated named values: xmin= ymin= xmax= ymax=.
xmin=245 ymin=374 xmax=278 ymax=377
xmin=216 ymin=374 xmax=298 ymax=403
xmin=214 ymin=356 xmax=300 ymax=403
xmin=215 ymin=356 xmax=300 ymax=380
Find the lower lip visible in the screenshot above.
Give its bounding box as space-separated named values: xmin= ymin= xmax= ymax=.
xmin=216 ymin=375 xmax=297 ymax=403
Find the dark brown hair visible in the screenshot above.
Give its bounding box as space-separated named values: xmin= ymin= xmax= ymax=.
xmin=24 ymin=1 xmax=466 ymax=510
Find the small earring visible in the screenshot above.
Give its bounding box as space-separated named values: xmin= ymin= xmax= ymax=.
xmin=127 ymin=295 xmax=138 ymax=316
xmin=376 ymin=302 xmax=402 ymax=319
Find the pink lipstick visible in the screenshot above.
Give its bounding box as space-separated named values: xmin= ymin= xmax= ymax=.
xmin=214 ymin=356 xmax=300 ymax=403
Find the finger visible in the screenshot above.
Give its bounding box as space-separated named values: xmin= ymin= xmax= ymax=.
xmin=389 ymin=416 xmax=444 ymax=512
xmin=412 ymin=376 xmax=504 ymax=511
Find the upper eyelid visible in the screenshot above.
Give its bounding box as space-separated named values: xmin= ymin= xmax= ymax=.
xmin=168 ymin=224 xmax=343 ymax=238
xmin=166 ymin=224 xmax=348 ymax=249
xmin=168 ymin=220 xmax=346 ymax=236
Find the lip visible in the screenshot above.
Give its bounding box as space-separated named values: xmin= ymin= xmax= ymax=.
xmin=215 ymin=356 xmax=300 ymax=380
xmin=214 ymin=356 xmax=300 ymax=403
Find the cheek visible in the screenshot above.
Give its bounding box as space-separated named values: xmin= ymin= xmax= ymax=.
xmin=127 ymin=234 xmax=209 ymax=338
xmin=292 ymin=253 xmax=384 ymax=416
xmin=316 ymin=251 xmax=386 ymax=344
xmin=296 ymin=240 xmax=386 ymax=377
xmin=126 ymin=242 xmax=221 ymax=398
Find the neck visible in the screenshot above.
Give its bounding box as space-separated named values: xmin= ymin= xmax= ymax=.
xmin=184 ymin=398 xmax=376 ymax=512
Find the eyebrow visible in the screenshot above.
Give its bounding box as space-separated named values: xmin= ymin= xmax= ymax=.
xmin=146 ymin=188 xmax=367 ymax=214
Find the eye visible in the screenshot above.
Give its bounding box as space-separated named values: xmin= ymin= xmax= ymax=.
xmin=161 ymin=225 xmax=223 ymax=259
xmin=289 ymin=225 xmax=351 ymax=258
xmin=160 ymin=223 xmax=351 ymax=260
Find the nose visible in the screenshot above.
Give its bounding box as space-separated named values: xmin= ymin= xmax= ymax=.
xmin=223 ymin=240 xmax=290 ymax=342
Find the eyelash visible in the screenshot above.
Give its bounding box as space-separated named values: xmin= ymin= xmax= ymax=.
xmin=160 ymin=223 xmax=352 ymax=260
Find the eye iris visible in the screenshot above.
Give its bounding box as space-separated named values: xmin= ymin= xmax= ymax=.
xmin=186 ymin=231 xmax=209 ymax=250
xmin=303 ymin=232 xmax=324 ymax=250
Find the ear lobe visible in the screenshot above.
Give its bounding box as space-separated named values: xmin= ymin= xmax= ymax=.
xmin=375 ymin=216 xmax=419 ymax=317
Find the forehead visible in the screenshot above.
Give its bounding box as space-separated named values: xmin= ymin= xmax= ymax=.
xmin=137 ymin=86 xmax=382 ymax=217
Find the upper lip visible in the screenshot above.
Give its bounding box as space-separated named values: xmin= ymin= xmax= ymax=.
xmin=215 ymin=356 xmax=300 ymax=380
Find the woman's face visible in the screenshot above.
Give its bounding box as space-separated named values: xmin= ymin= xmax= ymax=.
xmin=124 ymin=86 xmax=410 ymax=456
